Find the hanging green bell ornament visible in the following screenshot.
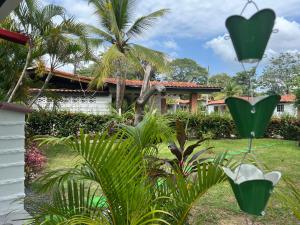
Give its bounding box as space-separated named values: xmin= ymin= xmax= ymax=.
xmin=225 ymin=95 xmax=280 ymax=138
xmin=223 ymin=164 xmax=281 ymax=216
xmin=226 ymin=9 xmax=276 ymax=63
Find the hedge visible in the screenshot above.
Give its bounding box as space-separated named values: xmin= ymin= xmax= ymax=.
xmin=26 ymin=111 xmax=300 ymax=141
xmin=26 ymin=111 xmax=117 ymax=137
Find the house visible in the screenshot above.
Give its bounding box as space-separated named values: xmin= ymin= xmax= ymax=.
xmin=27 ymin=68 xmax=222 ymax=114
xmin=207 ymin=95 xmax=298 ymax=117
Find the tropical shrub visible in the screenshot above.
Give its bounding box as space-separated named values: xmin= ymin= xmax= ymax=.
xmin=25 ymin=142 xmax=47 ymax=182
xmin=26 ymin=110 xmax=299 ymax=140
xmin=164 ymin=120 xmax=213 ymax=177
xmin=26 ymin=110 xmax=133 ymax=137
xmin=30 ymin=129 xmax=230 ymax=225
xmin=267 ymin=116 xmax=300 ymax=140
xmin=122 ymin=112 xmax=174 ymax=153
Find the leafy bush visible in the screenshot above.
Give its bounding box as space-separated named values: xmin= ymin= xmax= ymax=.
xmin=267 ymin=116 xmax=300 ymax=140
xmin=26 ymin=110 xmax=299 ymax=140
xmin=26 ymin=111 xmax=133 ymax=137
xmin=25 ymin=142 xmax=47 ymax=182
xmin=166 ymin=111 xmax=237 ymax=139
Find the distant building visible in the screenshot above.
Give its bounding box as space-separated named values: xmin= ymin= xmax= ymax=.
xmin=207 ymin=95 xmax=298 ymax=117
xmin=27 ymin=68 xmax=222 ymax=115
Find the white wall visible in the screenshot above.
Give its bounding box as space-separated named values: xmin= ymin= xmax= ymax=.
xmin=207 ymin=103 xmax=298 ymax=117
xmin=207 ymin=104 xmax=226 ymax=114
xmin=273 ymin=103 xmax=298 ymax=117
xmin=34 ymin=94 xmax=112 ymax=115
xmin=0 ymin=110 xmax=25 ymax=216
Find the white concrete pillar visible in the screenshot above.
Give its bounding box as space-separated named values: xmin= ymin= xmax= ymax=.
xmin=0 ymin=103 xmax=31 ymax=224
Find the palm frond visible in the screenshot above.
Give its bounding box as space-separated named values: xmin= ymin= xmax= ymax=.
xmin=157 ymin=153 xmax=229 ymax=225
xmin=87 ymin=25 xmax=115 ymax=43
xmin=89 ymin=44 xmax=126 ymax=88
xmin=41 ymin=4 xmax=65 ymax=21
xmin=122 ymin=112 xmax=174 ymax=153
xmin=33 ymin=180 xmax=106 ymax=224
xmin=130 ymin=44 xmax=169 ymax=73
xmin=126 ymin=9 xmax=169 ymax=38
xmin=34 ymin=130 xmax=166 ymax=224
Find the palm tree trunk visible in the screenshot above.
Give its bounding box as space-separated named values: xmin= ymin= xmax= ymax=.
xmin=116 ymin=74 xmax=126 ymax=115
xmin=134 ymin=64 xmax=165 ymax=125
xmin=7 ymin=40 xmax=32 ymax=103
xmin=29 ymin=70 xmax=53 ymax=107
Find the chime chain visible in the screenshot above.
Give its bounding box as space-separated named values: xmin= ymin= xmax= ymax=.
xmin=241 ymin=61 xmax=260 ymax=101
xmin=240 ymin=0 xmax=259 ymax=15
xmin=234 ymin=138 xmax=254 ymax=182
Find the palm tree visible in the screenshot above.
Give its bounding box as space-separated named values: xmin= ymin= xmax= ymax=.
xmin=214 ymin=81 xmax=243 ymax=100
xmin=0 ymin=18 xmax=28 ymax=102
xmin=7 ymin=0 xmax=91 ymax=105
xmin=87 ymin=0 xmax=169 ymax=115
xmin=31 ymin=129 xmax=229 ymax=224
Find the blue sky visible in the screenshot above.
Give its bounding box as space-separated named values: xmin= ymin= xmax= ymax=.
xmin=48 ymin=0 xmax=300 ymax=76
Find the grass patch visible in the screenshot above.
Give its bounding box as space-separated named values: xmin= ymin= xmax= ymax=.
xmin=40 ymin=138 xmax=300 ymax=224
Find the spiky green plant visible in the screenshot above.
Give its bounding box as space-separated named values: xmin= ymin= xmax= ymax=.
xmin=32 ymin=127 xmax=230 ymax=224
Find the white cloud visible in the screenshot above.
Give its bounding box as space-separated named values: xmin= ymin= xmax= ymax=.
xmin=206 ymin=17 xmax=300 ymax=62
xmin=133 ymin=0 xmax=300 ymax=40
xmin=49 ymin=0 xmax=300 ymax=41
xmin=163 ymin=40 xmax=178 ymax=50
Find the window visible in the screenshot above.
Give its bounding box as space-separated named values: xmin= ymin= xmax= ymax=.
xmin=214 ymin=106 xmax=219 ymax=112
xmin=277 ymin=104 xmax=284 ymax=112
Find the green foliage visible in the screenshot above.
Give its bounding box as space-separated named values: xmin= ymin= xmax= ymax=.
xmin=209 ymin=73 xmax=243 ymax=100
xmin=122 ymin=112 xmax=173 ymax=153
xmin=26 ymin=111 xmax=129 ymax=137
xmin=0 ymin=19 xmax=29 ymax=101
xmin=209 ymin=73 xmax=231 ymax=87
xmin=166 ymin=111 xmax=236 ymax=139
xmin=167 ymin=111 xmax=299 ymax=141
xmin=32 ymin=129 xmax=228 ymax=224
xmin=277 ymin=178 xmax=300 ymax=221
xmin=233 ymin=67 xmax=257 ymax=96
xmin=260 ymin=52 xmax=300 ymax=94
xmin=267 ymin=116 xmax=300 ymax=140
xmin=87 ymin=0 xmax=169 ymax=87
xmin=164 ymin=120 xmax=212 ymax=177
xmin=168 ymin=58 xmax=208 ymax=83
xmin=26 ymin=111 xmax=299 ymax=141
xmin=294 ymin=88 xmax=300 ymax=109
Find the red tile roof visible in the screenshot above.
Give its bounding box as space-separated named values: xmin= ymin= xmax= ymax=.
xmin=280 ymin=94 xmax=296 ymax=103
xmin=46 ymin=69 xmax=221 ymax=90
xmin=208 ymin=95 xmax=296 ymax=105
xmin=29 ymin=88 xmax=103 ymax=94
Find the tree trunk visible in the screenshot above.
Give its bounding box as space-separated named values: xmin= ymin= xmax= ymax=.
xmin=28 ymin=70 xmax=53 ymax=107
xmin=134 ymin=85 xmax=166 ymax=125
xmin=140 ymin=64 xmax=152 ymax=97
xmin=116 ymin=75 xmax=126 ymax=115
xmin=7 ymin=40 xmax=32 ymax=103
xmin=134 ymin=64 xmax=166 ymax=125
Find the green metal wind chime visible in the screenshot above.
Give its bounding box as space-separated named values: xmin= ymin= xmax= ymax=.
xmin=222 ymin=0 xmax=282 ymax=217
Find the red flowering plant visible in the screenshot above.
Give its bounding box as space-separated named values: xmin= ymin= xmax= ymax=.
xmin=25 ymin=142 xmax=47 ymax=182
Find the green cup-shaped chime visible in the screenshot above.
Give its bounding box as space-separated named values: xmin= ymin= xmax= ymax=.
xmin=223 ymin=0 xmax=282 ymax=217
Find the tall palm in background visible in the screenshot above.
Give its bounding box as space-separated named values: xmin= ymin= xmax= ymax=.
xmin=214 ymin=81 xmax=243 ymax=100
xmin=87 ymin=0 xmax=169 ymax=114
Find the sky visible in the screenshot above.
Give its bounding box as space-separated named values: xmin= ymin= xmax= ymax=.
xmin=47 ymin=0 xmax=300 ymax=76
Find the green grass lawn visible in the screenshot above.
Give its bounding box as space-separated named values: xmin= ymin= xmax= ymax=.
xmin=41 ymin=139 xmax=300 ymax=225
